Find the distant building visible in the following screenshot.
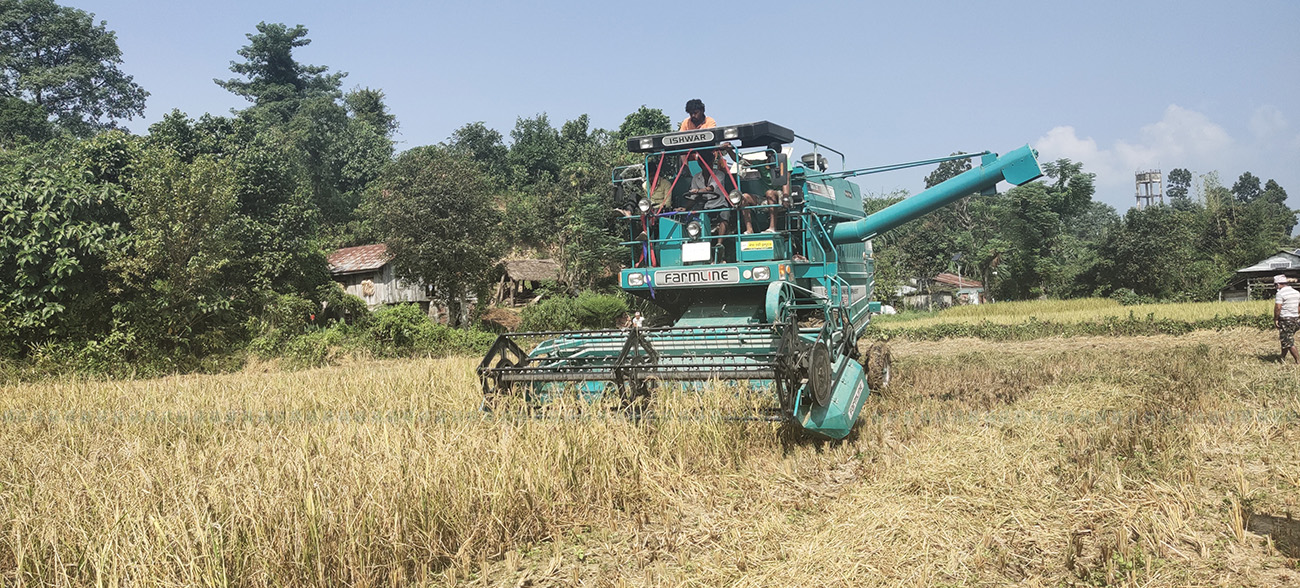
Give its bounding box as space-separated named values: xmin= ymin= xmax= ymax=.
xmin=327 ymin=244 xmax=430 ymax=309
xmin=1220 ymin=248 xmax=1300 ymax=301
xmin=934 ymin=272 xmax=986 ymax=305
xmin=899 ymin=273 xmax=986 ymax=309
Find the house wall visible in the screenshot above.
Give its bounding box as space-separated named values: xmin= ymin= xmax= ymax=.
xmin=334 ymin=264 xmax=430 ymax=309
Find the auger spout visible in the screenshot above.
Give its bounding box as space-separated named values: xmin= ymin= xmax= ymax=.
xmin=830 ymin=144 xmax=1043 ymax=245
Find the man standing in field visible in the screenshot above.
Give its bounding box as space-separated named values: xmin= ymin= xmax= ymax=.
xmin=1275 ymin=274 xmax=1300 ymax=364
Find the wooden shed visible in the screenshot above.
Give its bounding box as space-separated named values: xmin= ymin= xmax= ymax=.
xmin=327 ymin=244 xmax=430 ymax=309
xmin=497 ymin=259 xmax=562 ymax=305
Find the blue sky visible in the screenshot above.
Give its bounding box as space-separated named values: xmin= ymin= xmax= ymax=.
xmin=73 ymin=0 xmax=1300 ymax=212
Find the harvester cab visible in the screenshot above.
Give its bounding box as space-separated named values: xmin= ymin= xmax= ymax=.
xmin=480 ymin=122 xmax=1044 ymax=439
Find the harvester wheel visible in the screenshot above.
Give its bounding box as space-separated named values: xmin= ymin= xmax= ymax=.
xmin=809 ymin=342 xmax=833 ymax=407
xmin=865 ymin=342 xmax=892 ymax=392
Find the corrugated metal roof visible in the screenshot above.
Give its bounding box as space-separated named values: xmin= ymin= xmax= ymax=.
xmin=1235 ymin=250 xmax=1300 ymax=274
xmin=328 ymin=244 xmax=391 ymax=275
xmin=933 ymin=272 xmax=983 ymax=289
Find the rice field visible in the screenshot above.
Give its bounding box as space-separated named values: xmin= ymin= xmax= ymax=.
xmin=873 ymin=297 xmax=1274 ymax=329
xmin=1 ymin=328 xmax=1298 ymax=586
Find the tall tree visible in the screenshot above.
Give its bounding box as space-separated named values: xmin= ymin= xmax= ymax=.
xmin=109 ymin=147 xmax=243 ymax=356
xmin=215 ymin=22 xmax=344 ymax=115
xmin=0 ymin=0 xmax=148 ymax=136
xmin=446 ymin=121 xmax=507 ymax=182
xmin=344 ymin=87 xmax=397 ymax=137
xmin=0 ymin=151 xmax=121 ymax=347
xmin=615 ymin=105 xmax=671 ymax=141
xmin=507 ymin=113 xmax=561 ymax=187
xmin=363 ymin=146 xmax=501 ymax=326
xmin=1167 ymin=167 xmax=1192 ymax=201
xmin=1231 ymin=171 xmax=1262 ymax=204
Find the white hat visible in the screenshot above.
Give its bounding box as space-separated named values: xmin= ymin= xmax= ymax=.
xmin=1277 ymin=274 xmax=1291 ymax=284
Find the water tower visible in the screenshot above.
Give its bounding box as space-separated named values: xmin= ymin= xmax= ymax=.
xmin=1135 ymin=169 xmax=1163 ymax=209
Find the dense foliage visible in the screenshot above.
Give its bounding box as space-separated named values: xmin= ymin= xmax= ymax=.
xmin=0 ymin=2 xmax=1295 ymax=376
xmin=868 ymin=161 xmax=1297 ymax=306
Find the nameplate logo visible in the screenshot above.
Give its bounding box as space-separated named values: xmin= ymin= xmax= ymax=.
xmin=654 ymin=267 xmax=738 ymax=286
xmin=663 ymin=131 xmax=715 ymax=147
xmin=806 ymin=182 xmax=834 ymax=199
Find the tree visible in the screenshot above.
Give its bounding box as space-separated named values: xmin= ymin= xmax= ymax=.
xmin=1096 ymin=206 xmax=1206 ymax=299
xmin=507 ymin=113 xmax=561 ymax=187
xmin=109 ymin=147 xmax=243 ymax=356
xmin=344 ymin=87 xmax=397 ymax=137
xmin=0 ymin=0 xmax=148 ymax=136
xmin=1231 ymin=171 xmax=1262 ymax=204
xmin=215 ymin=22 xmax=344 ymax=115
xmin=0 ymin=152 xmax=121 ymax=348
xmin=923 ymin=153 xmax=972 ymax=189
xmin=0 ymin=95 xmax=52 ymax=144
xmin=615 ymin=105 xmax=671 ymax=142
xmin=1167 ymin=168 xmax=1192 ymax=201
xmin=446 ymin=121 xmax=507 ymax=182
xmin=363 ymin=146 xmax=501 ymax=326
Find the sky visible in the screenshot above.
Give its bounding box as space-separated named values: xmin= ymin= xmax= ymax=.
xmin=70 ymin=0 xmax=1300 ymax=212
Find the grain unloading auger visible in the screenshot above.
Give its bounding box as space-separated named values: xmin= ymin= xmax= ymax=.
xmin=480 ymin=122 xmax=1043 ymax=438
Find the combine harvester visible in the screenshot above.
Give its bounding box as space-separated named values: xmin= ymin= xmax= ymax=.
xmin=480 ymin=121 xmax=1042 ymax=439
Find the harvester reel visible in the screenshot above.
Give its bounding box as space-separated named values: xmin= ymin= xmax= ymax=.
xmin=809 ymin=341 xmax=833 ymax=407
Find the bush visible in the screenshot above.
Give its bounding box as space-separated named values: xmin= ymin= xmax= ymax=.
xmin=261 ymin=293 xmax=317 ymax=336
xmin=520 ymin=296 xmax=580 ymax=331
xmin=369 ymin=303 xmax=498 ymax=357
xmin=318 ymin=285 xmax=372 ymax=327
xmin=574 ymin=292 xmax=627 ymax=329
xmin=370 ymin=304 xmax=431 ymax=349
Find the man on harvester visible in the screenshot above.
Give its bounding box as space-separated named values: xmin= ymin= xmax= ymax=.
xmin=479 ymin=118 xmax=1045 ymax=440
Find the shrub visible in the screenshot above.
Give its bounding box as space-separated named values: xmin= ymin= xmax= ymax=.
xmin=520 ymin=296 xmax=580 ymax=332
xmin=261 ymin=293 xmax=317 ymax=336
xmin=574 ymin=292 xmax=627 ymax=329
xmin=318 ymin=285 xmax=372 ymax=327
xmin=370 ymin=304 xmax=430 ymax=349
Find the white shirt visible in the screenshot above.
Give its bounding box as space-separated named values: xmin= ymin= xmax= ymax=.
xmin=1278 ymin=285 xmax=1300 ymax=319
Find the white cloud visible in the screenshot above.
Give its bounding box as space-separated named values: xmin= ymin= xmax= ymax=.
xmin=1034 ymin=105 xmax=1300 ymax=210
xmin=1249 ymin=105 xmax=1288 ymax=141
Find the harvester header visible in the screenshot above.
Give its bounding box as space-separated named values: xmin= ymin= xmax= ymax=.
xmin=481 ymin=122 xmax=1043 ymax=439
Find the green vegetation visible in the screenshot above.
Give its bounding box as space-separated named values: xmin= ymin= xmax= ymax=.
xmin=1 ymin=1 xmax=1295 ymax=380
xmin=870 ymin=298 xmax=1274 ymax=340
xmin=869 ymin=159 xmax=1296 ymax=306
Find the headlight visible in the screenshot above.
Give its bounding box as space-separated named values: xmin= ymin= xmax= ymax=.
xmin=727 ymin=190 xmax=742 ymax=205
xmin=722 ymin=127 xmax=739 ymax=140
xmin=628 ymin=273 xmax=645 ymax=286
xmin=752 ymin=266 xmax=771 ymax=280
xmin=639 ymin=138 xmax=654 ymax=150
xmin=685 ymin=221 xmax=702 ymax=240
xmin=637 ymin=198 xmax=651 ymax=213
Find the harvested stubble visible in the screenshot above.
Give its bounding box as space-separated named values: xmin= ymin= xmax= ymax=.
xmin=1 ymin=329 xmax=1299 ymax=586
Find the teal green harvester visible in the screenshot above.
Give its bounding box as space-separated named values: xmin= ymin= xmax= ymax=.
xmin=480 ymin=122 xmax=1043 ymax=439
